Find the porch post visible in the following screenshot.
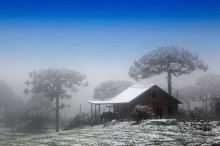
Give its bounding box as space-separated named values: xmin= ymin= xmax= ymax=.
xmin=95 ymin=104 xmax=97 ymax=117
xmin=98 ymin=104 xmax=100 ymax=123
xmin=113 ymin=104 xmax=116 ymax=113
xmin=91 ymin=103 xmax=93 ymax=118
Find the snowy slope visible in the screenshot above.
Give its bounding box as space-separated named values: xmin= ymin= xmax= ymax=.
xmin=1 ymin=120 xmax=219 ymax=146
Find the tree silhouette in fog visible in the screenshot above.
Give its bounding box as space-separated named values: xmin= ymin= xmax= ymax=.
xmin=25 ymin=68 xmax=88 ymax=132
xmin=93 ymin=80 xmax=132 ymax=100
xmin=129 ymin=46 xmax=208 ymax=94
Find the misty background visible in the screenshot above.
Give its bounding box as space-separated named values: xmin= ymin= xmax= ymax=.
xmin=1 ymin=0 xmax=220 ymax=117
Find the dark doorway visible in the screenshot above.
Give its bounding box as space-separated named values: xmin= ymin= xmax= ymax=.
xmin=155 ymin=108 xmax=163 ymax=119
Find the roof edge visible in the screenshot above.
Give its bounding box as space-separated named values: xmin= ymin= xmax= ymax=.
xmin=155 ymin=85 xmax=182 ymax=104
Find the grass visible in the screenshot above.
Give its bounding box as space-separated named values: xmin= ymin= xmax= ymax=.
xmin=0 ymin=121 xmax=219 ymax=146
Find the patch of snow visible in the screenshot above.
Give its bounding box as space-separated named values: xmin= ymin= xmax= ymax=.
xmin=1 ymin=121 xmax=220 ymax=146
xmin=89 ymin=84 xmax=155 ymax=104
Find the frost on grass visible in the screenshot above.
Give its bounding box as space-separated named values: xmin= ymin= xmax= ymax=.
xmin=0 ymin=120 xmax=220 ymax=146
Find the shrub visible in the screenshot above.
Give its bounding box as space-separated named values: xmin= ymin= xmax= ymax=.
xmin=16 ymin=94 xmax=55 ymax=133
xmin=177 ymin=109 xmax=187 ymax=122
xmin=213 ymin=97 xmax=220 ymax=120
xmin=18 ymin=113 xmax=51 ymax=133
xmin=64 ymin=113 xmax=98 ymax=130
xmin=100 ymin=112 xmax=118 ymax=122
xmin=178 ymin=108 xmax=211 ymax=122
xmin=189 ymin=109 xmax=207 ymax=122
xmin=131 ymin=105 xmax=153 ymax=122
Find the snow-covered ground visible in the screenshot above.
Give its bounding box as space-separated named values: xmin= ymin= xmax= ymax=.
xmin=0 ymin=120 xmax=220 ymax=146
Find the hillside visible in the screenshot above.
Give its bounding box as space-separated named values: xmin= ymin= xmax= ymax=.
xmin=1 ymin=120 xmax=220 ymax=146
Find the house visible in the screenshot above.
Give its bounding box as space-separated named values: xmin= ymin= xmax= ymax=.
xmin=88 ymin=84 xmax=182 ymax=119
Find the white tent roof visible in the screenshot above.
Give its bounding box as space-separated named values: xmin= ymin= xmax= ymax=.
xmin=88 ymin=84 xmax=155 ymax=104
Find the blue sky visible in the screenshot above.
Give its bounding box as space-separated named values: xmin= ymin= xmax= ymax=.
xmin=1 ymin=0 xmax=220 ymax=95
xmin=1 ymin=0 xmax=220 ymax=18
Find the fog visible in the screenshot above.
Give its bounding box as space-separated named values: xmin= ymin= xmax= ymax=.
xmin=1 ymin=0 xmax=220 ymax=119
xmin=0 ymin=52 xmax=219 ymax=118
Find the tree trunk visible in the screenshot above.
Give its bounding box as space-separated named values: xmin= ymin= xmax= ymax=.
xmin=167 ymin=71 xmax=172 ymax=94
xmin=56 ymin=95 xmax=59 ymax=132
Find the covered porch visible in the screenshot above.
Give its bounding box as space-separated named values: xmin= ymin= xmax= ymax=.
xmin=88 ymin=101 xmax=116 ymax=122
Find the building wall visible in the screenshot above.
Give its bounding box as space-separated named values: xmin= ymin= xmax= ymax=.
xmin=115 ymin=87 xmax=179 ymax=119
